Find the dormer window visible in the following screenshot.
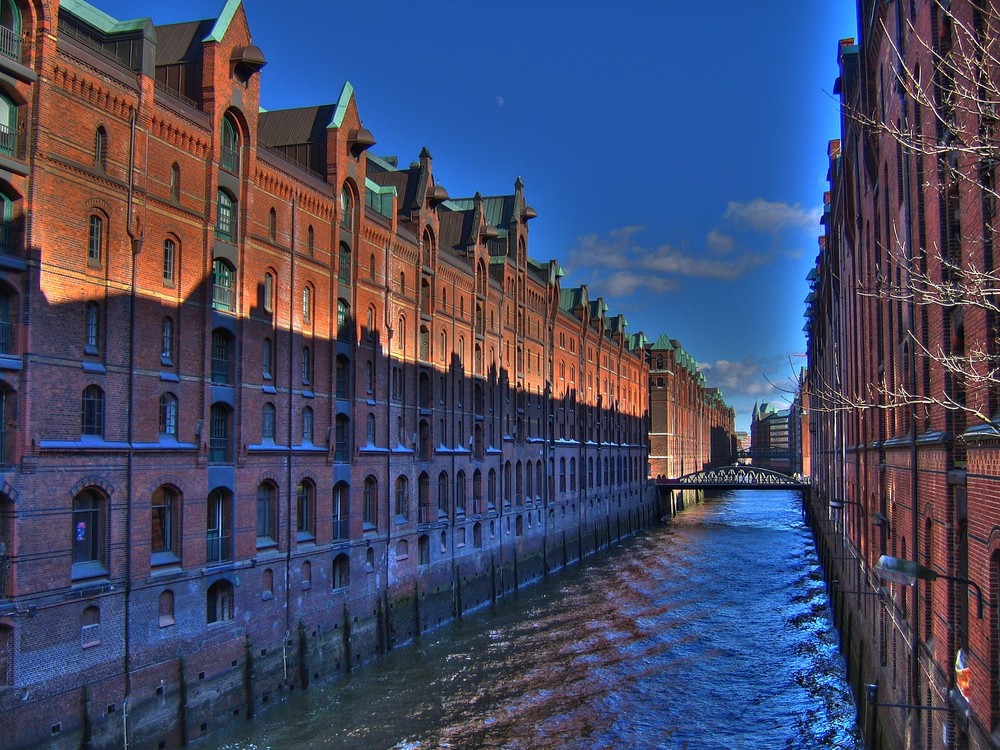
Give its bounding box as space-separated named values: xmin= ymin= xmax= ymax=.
xmin=220 ymin=116 xmax=240 ymax=175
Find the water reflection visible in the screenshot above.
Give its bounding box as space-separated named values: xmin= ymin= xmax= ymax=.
xmin=215 ymin=490 xmax=861 ymax=750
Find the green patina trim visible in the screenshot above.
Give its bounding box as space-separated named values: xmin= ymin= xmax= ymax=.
xmin=364 ymin=178 xmax=396 ymax=196
xmin=204 ymin=0 xmax=241 ymax=43
xmin=61 ymin=0 xmax=149 ymax=33
xmin=330 ymin=81 xmax=355 ymax=128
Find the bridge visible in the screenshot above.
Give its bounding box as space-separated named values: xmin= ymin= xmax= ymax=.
xmin=655 ymin=465 xmax=807 ymax=491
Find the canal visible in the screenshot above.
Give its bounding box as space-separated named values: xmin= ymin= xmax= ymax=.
xmin=213 ymin=489 xmax=862 ymax=749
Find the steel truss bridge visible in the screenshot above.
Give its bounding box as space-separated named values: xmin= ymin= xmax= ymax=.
xmin=655 ymin=465 xmax=807 ymax=491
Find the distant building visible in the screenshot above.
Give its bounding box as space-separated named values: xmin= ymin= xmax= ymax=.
xmin=749 ymin=402 xmax=793 ymax=474
xmin=647 ymin=335 xmax=735 ymax=478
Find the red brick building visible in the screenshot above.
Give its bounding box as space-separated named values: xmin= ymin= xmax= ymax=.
xmin=0 ymin=1 xmax=656 ymax=747
xmin=647 ymin=334 xmax=735 ymax=479
xmin=809 ymin=2 xmax=1000 ymax=747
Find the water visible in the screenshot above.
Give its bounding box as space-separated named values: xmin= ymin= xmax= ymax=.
xmin=213 ymin=490 xmax=862 ymax=749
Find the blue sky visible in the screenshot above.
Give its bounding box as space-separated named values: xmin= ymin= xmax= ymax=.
xmin=94 ymin=0 xmax=856 ymax=432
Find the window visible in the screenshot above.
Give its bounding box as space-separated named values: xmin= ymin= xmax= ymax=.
xmin=151 ymin=485 xmax=178 ymax=561
xmin=395 ymin=475 xmax=408 ymax=519
xmin=212 ymin=259 xmax=235 ymax=311
xmin=159 ymin=590 xmax=175 ymax=628
xmin=333 ymin=483 xmax=349 ymax=540
xmin=163 ymin=238 xmax=176 ymax=284
xmin=418 ymin=535 xmax=429 ymax=565
xmin=365 ymin=361 xmax=374 ymax=394
xmin=302 ymin=285 xmax=312 ymax=324
xmin=262 ymin=337 xmax=273 ymax=380
xmin=333 ymin=553 xmax=350 ymax=588
xmin=263 ymin=271 xmax=274 ymax=313
xmin=455 ymin=472 xmax=466 ymax=515
xmin=336 ymin=355 xmax=349 ymax=398
xmin=216 ymin=190 xmax=236 ymax=242
xmin=211 ymin=330 xmax=233 ymax=384
xmin=169 ymin=163 xmax=180 ymax=201
xmin=307 ymin=225 xmax=315 ymax=255
xmin=256 ymin=482 xmax=276 ymax=546
xmin=81 ymin=605 xmax=100 ymax=647
xmin=438 ymin=471 xmax=449 ymax=518
xmin=0 ymin=0 xmax=21 ymax=64
xmin=159 ymin=393 xmax=178 ymax=437
xmin=338 ymin=243 xmax=351 ymax=283
xmin=220 ymin=115 xmax=239 ymax=174
xmin=334 ymin=415 xmax=349 ymax=462
xmin=0 ymin=97 xmax=16 ymax=156
xmin=268 ymin=207 xmax=276 ymax=240
xmin=301 ymin=346 xmax=312 ymax=386
xmin=161 ymin=317 xmax=174 ymax=363
xmin=363 ymin=476 xmax=377 ymax=529
xmin=72 ymin=490 xmax=104 ymax=569
xmin=81 ymin=385 xmax=104 ymax=437
xmin=84 ymin=302 xmax=100 ymax=353
xmin=209 ymin=404 xmax=232 ymax=463
xmin=94 ymin=126 xmax=107 ymax=171
xmin=88 ymin=215 xmax=103 ymax=266
xmin=302 ymin=406 xmax=314 ymax=444
xmin=340 ymin=187 xmax=352 ymax=230
xmin=296 ymin=480 xmax=316 ymax=541
xmin=206 ymin=580 xmax=234 ymax=624
xmin=337 ymin=298 xmax=350 ymax=340
xmin=262 ymin=402 xmax=276 ymax=441
xmin=206 ymin=489 xmax=231 ymax=564
xmin=366 ymin=412 xmax=376 ymax=446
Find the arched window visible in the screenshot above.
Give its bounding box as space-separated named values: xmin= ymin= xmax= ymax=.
xmin=158 ymin=590 xmax=175 ymax=628
xmin=262 ymin=336 xmax=273 ymax=380
xmin=81 ymin=604 xmax=100 ymax=646
xmin=163 ymin=238 xmax=176 ymax=284
xmin=366 ymin=412 xmax=376 ymax=445
xmin=268 ymin=207 xmax=276 ymax=240
xmin=94 ymin=126 xmax=107 ymax=171
xmin=307 ymin=225 xmax=315 ymax=255
xmin=302 ymin=406 xmax=314 ymax=444
xmin=455 ymin=471 xmax=466 ymax=515
xmin=206 ymin=580 xmax=234 ymax=623
xmin=340 ymin=186 xmax=352 ymax=230
xmin=81 ymin=385 xmax=104 ymax=437
xmin=161 ymin=316 xmax=174 ymax=363
xmin=256 ymin=482 xmax=276 ymax=546
xmin=206 ymin=488 xmax=232 ymax=563
xmin=0 ymin=1 xmax=23 ymax=62
xmin=216 ymin=190 xmax=237 ymax=242
xmin=88 ymin=214 xmax=104 ymax=266
xmin=159 ymin=393 xmax=178 ymax=437
xmin=302 ymin=285 xmax=312 ymax=324
xmin=395 ymin=475 xmax=409 ymax=519
xmin=418 ymin=534 xmax=430 ymax=565
xmin=169 ymin=163 xmax=180 ymax=201
xmin=0 ymin=93 xmax=15 ymax=158
xmin=296 ymin=480 xmax=315 ymax=541
xmin=263 ymin=270 xmax=274 ymax=313
xmin=396 ymin=539 xmax=409 ymax=560
xmin=301 ymin=346 xmax=312 ymax=385
xmin=262 ymin=402 xmax=276 ymax=441
xmin=212 ymin=259 xmax=235 ymax=311
xmin=418 ymin=472 xmax=430 ymax=523
xmin=336 ymin=355 xmax=350 ymax=398
xmin=333 ymin=482 xmax=349 ymax=540
xmin=338 ymin=243 xmax=351 ymax=283
xmin=333 ymin=554 xmax=350 ymax=588
xmin=151 ymin=485 xmax=179 ymax=561
xmin=337 ymin=298 xmax=350 ymax=341
xmin=72 ymin=489 xmax=105 ymax=571
xmin=0 ymin=386 xmax=15 ymax=467
xmin=437 ymin=471 xmax=449 ymax=518
xmin=220 ymin=115 xmax=240 ymax=174
xmin=488 ymin=469 xmax=497 ymax=509
xmin=363 ymin=476 xmax=377 ymax=529
xmin=84 ymin=301 xmax=100 ymax=353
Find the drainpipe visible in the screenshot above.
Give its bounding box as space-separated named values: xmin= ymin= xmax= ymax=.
xmin=383 ymin=240 xmax=392 ymax=645
xmin=123 ymin=104 xmax=143 ymax=748
xmin=285 ymin=196 xmax=296 ymax=640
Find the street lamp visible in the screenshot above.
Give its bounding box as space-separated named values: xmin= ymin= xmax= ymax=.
xmin=829 ymin=498 xmax=861 ymax=511
xmin=873 ymin=555 xmax=987 ymax=619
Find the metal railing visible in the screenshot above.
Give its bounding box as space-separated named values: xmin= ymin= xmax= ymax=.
xmin=332 ymin=518 xmax=349 ymax=540
xmin=206 ymin=533 xmax=230 ymax=564
xmin=0 ymin=26 xmax=23 ymax=63
xmin=212 ymin=283 xmax=234 ymax=311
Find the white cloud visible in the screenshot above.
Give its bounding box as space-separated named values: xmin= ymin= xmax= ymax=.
xmin=495 ymin=95 xmax=505 ymax=107
xmin=701 ymin=357 xmax=797 ymax=403
xmin=707 ymin=229 xmax=735 ymax=253
xmin=724 ymin=198 xmax=821 ymax=232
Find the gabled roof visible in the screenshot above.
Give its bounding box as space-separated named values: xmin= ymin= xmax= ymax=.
xmin=259 ymin=105 xmax=336 ymax=148
xmin=61 ymin=0 xmax=151 ymax=33
xmin=154 ymin=19 xmax=214 ymax=65
xmin=445 ymin=195 xmax=515 ymax=237
xmin=651 ymin=333 xmax=675 ymax=351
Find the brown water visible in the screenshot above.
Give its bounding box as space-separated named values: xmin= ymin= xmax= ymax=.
xmin=211 ymin=489 xmax=862 ymax=749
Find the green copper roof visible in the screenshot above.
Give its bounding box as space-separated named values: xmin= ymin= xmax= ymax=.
xmin=652 ymin=334 xmax=675 ymax=351
xmin=61 ymin=0 xmax=150 ymax=33
xmin=204 ymin=0 xmax=240 ymax=43
xmin=330 ymin=81 xmax=356 ymax=129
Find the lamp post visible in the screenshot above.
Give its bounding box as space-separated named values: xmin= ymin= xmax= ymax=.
xmin=873 ymin=555 xmax=987 ymax=619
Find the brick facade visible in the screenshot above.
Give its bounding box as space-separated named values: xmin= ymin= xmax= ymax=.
xmin=809 ymin=2 xmax=1000 ymax=748
xmin=0 ymin=2 xmax=661 ymax=748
